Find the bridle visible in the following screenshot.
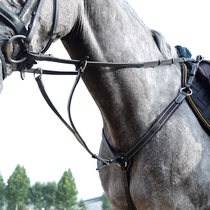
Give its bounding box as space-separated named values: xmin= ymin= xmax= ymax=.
xmin=0 ymin=1 xmax=203 ymax=209
xmin=0 ymin=0 xmax=59 ymax=79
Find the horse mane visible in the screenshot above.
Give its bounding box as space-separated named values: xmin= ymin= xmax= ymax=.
xmin=151 ymin=29 xmax=178 ymax=59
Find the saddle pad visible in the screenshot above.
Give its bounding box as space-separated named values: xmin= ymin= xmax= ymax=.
xmin=197 ymin=60 xmax=210 ymax=89
xmin=182 ymin=63 xmax=210 ymax=135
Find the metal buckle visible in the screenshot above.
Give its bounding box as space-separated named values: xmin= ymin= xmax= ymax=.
xmin=33 ymin=68 xmax=43 ymax=79
xmin=76 ymin=56 xmax=89 ymax=73
xmin=5 ymin=35 xmax=27 ymax=64
xmin=180 ymin=87 xmax=193 ymax=96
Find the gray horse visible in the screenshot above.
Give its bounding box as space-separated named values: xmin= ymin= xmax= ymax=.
xmin=0 ymin=0 xmax=210 ymax=209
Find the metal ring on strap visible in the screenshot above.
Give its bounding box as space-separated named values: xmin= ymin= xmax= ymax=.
xmin=33 ymin=68 xmax=43 ymax=79
xmin=180 ymin=87 xmax=193 ymax=96
xmin=5 ymin=35 xmax=27 ymax=64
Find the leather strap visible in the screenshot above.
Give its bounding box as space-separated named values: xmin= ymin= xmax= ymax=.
xmin=27 ymin=55 xmax=201 ymax=169
xmin=101 ymin=98 xmax=184 ymax=210
xmin=34 ymin=66 xmax=110 ymax=165
xmin=25 ymin=0 xmax=45 ymax=43
xmin=0 ymin=50 xmax=7 ymax=80
xmin=13 ymin=29 xmax=202 ymax=209
xmin=41 ymin=0 xmax=59 ymax=53
xmin=25 ymin=67 xmax=78 ymax=76
xmin=25 ymin=51 xmax=194 ymax=70
xmin=101 ymin=57 xmax=203 ymax=165
xmin=0 ymin=3 xmax=27 ymax=35
xmin=100 ymin=56 xmax=203 ymax=210
xmin=100 ymin=86 xmax=189 ymax=210
xmin=123 ymin=97 xmax=183 ymax=161
xmin=25 ymin=0 xmax=58 ymax=49
xmin=18 ymin=0 xmax=34 ymax=18
xmin=101 ymin=130 xmax=135 ymax=209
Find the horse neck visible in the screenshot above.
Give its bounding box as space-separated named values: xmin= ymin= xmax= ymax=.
xmin=29 ymin=0 xmax=80 ymax=52
xmin=62 ymin=0 xmax=181 ymax=151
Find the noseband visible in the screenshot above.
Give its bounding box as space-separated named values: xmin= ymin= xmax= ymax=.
xmin=0 ymin=0 xmax=59 ymax=79
xmin=0 ymin=1 xmax=203 ymax=209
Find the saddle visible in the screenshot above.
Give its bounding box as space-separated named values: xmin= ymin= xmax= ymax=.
xmin=182 ymin=59 xmax=210 ymax=135
xmin=197 ymin=60 xmax=210 ymax=89
xmin=176 ymin=45 xmax=210 ymax=135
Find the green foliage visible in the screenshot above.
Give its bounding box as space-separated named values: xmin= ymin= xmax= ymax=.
xmin=2 ymin=166 xmax=82 ymax=210
xmin=6 ymin=165 xmax=30 ymax=210
xmin=5 ymin=200 xmax=15 ymax=210
xmin=0 ymin=173 xmax=5 ymax=210
xmin=101 ymin=193 xmax=110 ymax=210
xmin=29 ymin=181 xmax=57 ymax=210
xmin=6 ymin=201 xmax=26 ymax=210
xmin=56 ymin=169 xmax=78 ymax=210
xmin=29 ymin=182 xmax=45 ymax=210
xmin=42 ymin=182 xmax=57 ymax=210
xmin=76 ymin=200 xmax=87 ymax=210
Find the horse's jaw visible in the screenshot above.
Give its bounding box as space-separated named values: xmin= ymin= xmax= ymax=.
xmin=0 ymin=46 xmax=19 ymax=94
xmin=0 ymin=23 xmax=18 ymax=93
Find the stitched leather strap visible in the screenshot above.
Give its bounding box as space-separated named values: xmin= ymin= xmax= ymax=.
xmin=25 ymin=51 xmax=194 ymax=70
xmin=25 ymin=68 xmax=78 ymax=75
xmin=34 ymin=68 xmax=110 ymax=165
xmin=32 ymin=55 xmax=201 ymax=210
xmin=123 ymin=98 xmax=183 ymax=161
xmin=41 ymin=0 xmax=59 ymax=53
xmin=31 ymin=55 xmax=201 ymax=169
xmin=100 ymin=85 xmax=188 ymax=210
xmin=0 ymin=50 xmax=7 ymax=80
xmin=100 ymin=56 xmax=203 ymax=210
xmin=101 ymin=56 xmax=203 ymax=166
xmin=25 ymin=0 xmax=45 ymax=43
xmin=0 ymin=3 xmax=27 ymax=35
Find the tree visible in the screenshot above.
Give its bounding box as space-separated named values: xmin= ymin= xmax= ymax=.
xmin=42 ymin=182 xmax=57 ymax=210
xmin=101 ymin=193 xmax=110 ymax=210
xmin=5 ymin=200 xmax=15 ymax=210
xmin=76 ymin=200 xmax=87 ymax=210
xmin=6 ymin=165 xmax=30 ymax=210
xmin=29 ymin=182 xmax=45 ymax=210
xmin=0 ymin=173 xmax=5 ymax=210
xmin=56 ymin=169 xmax=78 ymax=210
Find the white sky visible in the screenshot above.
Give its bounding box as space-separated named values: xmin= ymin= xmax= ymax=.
xmin=0 ymin=0 xmax=209 ymax=201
